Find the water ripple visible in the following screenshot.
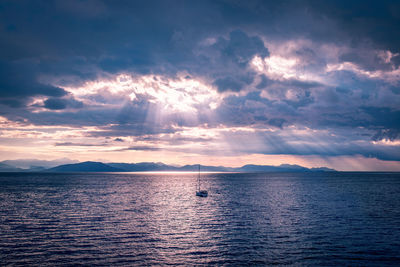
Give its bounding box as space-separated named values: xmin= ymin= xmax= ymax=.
xmin=0 ymin=172 xmax=400 ymax=265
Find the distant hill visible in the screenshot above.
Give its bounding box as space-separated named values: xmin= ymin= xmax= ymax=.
xmin=27 ymin=166 xmax=47 ymax=172
xmin=108 ymin=162 xmax=179 ymax=172
xmin=0 ymin=162 xmax=23 ymax=172
xmin=46 ymin=161 xmax=124 ymax=172
xmin=176 ymin=164 xmax=234 ymax=172
xmin=236 ymin=164 xmax=335 ymax=172
xmin=43 ymin=161 xmax=336 ymax=173
xmin=0 ymin=159 xmax=336 ymax=173
xmin=237 ymin=164 xmax=336 ymax=172
xmin=1 ymin=158 xmax=79 ymax=169
xmin=310 ymin=167 xmax=336 ymax=172
xmin=108 ymin=163 xmax=235 ymax=172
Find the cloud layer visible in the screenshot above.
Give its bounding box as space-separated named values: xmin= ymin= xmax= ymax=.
xmin=0 ymin=0 xmax=399 ymax=169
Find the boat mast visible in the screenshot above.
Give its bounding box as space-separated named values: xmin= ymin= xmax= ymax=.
xmin=198 ymin=164 xmax=200 ymax=191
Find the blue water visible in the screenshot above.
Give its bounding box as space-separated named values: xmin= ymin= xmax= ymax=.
xmin=0 ymin=172 xmax=399 ymax=266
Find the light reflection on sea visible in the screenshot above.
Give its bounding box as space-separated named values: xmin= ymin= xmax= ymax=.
xmin=0 ymin=172 xmax=399 ymax=265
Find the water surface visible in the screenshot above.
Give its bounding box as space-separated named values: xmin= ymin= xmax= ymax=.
xmin=0 ymin=172 xmax=399 ymax=265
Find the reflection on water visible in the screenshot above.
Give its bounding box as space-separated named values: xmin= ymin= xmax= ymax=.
xmin=0 ymin=172 xmax=400 ymax=265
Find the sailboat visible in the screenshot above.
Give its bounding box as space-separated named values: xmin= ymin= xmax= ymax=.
xmin=196 ymin=164 xmax=208 ymax=197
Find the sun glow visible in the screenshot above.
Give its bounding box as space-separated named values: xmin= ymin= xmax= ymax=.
xmin=62 ymin=74 xmax=220 ymax=113
xmin=251 ymin=55 xmax=320 ymax=82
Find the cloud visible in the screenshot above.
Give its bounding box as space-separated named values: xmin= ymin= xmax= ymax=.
xmin=43 ymin=97 xmax=83 ymax=110
xmin=117 ymin=146 xmax=162 ymax=152
xmin=0 ymin=0 xmax=399 ymax=168
xmin=361 ymin=107 xmax=400 ymax=140
xmin=213 ymin=75 xmax=253 ymax=92
xmin=215 ymin=30 xmax=269 ymax=66
xmin=215 ymin=126 xmax=400 ymax=161
xmin=0 ymin=61 xmax=68 ymax=108
xmin=55 ymin=142 xmax=104 ymax=147
xmin=195 ymin=30 xmax=269 ymax=92
xmin=268 ymin=118 xmax=286 ymax=128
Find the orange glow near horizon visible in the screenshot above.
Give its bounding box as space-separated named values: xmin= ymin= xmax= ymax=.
xmin=1 ymin=143 xmax=400 ymax=171
xmin=1 ymin=112 xmax=400 ymax=171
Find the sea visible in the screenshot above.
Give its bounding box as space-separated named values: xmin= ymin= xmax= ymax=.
xmin=0 ymin=172 xmax=399 ymax=266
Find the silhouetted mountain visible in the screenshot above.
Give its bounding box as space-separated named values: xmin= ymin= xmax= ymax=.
xmin=1 ymin=158 xmax=78 ymax=169
xmin=237 ymin=164 xmax=336 ymax=172
xmin=108 ymin=162 xmax=178 ymax=172
xmin=178 ymin=164 xmax=234 ymax=172
xmin=44 ymin=161 xmax=336 ymax=172
xmin=279 ymin=164 xmax=309 ymax=171
xmin=310 ymin=167 xmax=336 ymax=172
xmin=27 ymin=166 xmax=47 ymax=172
xmin=0 ymin=163 xmax=23 ymax=172
xmin=46 ymin=161 xmax=124 ymax=172
xmin=108 ymin=163 xmax=232 ymax=172
xmin=237 ymin=164 xmax=308 ymax=172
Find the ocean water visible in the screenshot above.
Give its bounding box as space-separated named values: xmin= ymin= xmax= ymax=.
xmin=0 ymin=172 xmax=399 ymax=266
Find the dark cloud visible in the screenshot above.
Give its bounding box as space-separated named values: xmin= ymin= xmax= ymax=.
xmin=134 ymin=134 xmax=214 ymax=146
xmin=44 ymin=98 xmax=67 ymax=110
xmin=305 ymin=0 xmax=400 ymax=53
xmin=214 ymin=30 xmax=269 ymax=66
xmin=339 ymin=51 xmax=394 ymax=72
xmin=195 ymin=30 xmax=269 ymax=92
xmin=361 ymin=107 xmax=400 ymax=141
xmin=214 ymin=75 xmax=253 ymax=92
xmin=268 ymin=118 xmax=286 ymax=128
xmin=256 ymin=75 xmax=270 ymax=89
xmin=0 ymin=61 xmax=68 ymax=108
xmin=55 ymin=142 xmax=104 ymax=147
xmin=117 ymin=146 xmax=161 ymax=152
xmin=43 ymin=97 xmax=83 ymax=110
xmin=86 ymin=122 xmax=179 ymax=138
xmin=372 ymin=129 xmax=399 ymax=142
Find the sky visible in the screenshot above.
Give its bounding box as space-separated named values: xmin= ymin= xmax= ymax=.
xmin=0 ymin=0 xmax=400 ymax=171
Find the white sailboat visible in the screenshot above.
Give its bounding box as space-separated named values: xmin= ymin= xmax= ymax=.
xmin=196 ymin=164 xmax=208 ymax=197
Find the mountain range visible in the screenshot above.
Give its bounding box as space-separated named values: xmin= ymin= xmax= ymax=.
xmin=0 ymin=160 xmax=336 ymax=172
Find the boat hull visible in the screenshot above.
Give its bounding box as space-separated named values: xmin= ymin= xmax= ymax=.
xmin=196 ymin=190 xmax=208 ymax=197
